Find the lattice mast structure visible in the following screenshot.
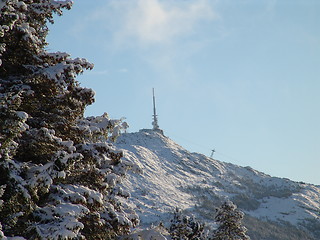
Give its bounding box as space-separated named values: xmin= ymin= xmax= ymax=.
xmin=152 ymin=88 xmax=160 ymax=130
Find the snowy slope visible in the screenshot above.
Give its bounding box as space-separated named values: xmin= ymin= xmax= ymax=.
xmin=115 ymin=129 xmax=320 ymax=240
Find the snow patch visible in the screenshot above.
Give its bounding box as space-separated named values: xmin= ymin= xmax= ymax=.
xmin=115 ymin=130 xmax=320 ymax=234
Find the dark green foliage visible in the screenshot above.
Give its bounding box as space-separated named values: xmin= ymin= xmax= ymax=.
xmin=0 ymin=1 xmax=138 ymax=239
xmin=210 ymin=201 xmax=250 ymax=240
xmin=299 ymin=218 xmax=320 ymax=239
xmin=243 ymin=215 xmax=316 ymax=240
xmin=169 ymin=208 xmax=206 ymax=240
xmin=231 ymin=194 xmax=260 ymax=211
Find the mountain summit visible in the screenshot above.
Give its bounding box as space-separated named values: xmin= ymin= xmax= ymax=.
xmin=115 ymin=129 xmax=320 ymax=240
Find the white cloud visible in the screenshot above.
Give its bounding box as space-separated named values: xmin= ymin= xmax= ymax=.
xmin=77 ymin=0 xmax=217 ymax=87
xmin=106 ymin=0 xmax=216 ymax=46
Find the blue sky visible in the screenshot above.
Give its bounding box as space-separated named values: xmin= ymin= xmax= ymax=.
xmin=48 ymin=0 xmax=320 ymax=185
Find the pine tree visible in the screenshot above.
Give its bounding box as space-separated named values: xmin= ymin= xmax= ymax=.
xmin=0 ymin=1 xmax=138 ymax=239
xmin=169 ymin=208 xmax=206 ymax=240
xmin=211 ymin=201 xmax=250 ymax=240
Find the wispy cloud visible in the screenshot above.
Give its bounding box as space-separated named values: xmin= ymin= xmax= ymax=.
xmin=91 ymin=0 xmax=216 ymax=47
xmin=73 ymin=0 xmax=217 ymax=88
xmin=118 ymin=0 xmax=215 ymax=45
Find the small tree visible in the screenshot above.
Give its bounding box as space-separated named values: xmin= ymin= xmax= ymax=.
xmin=169 ymin=208 xmax=206 ymax=240
xmin=211 ymin=200 xmax=250 ymax=240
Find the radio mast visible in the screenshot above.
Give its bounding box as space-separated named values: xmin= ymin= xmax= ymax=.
xmin=152 ymin=88 xmax=160 ymax=130
xmin=210 ymin=149 xmax=216 ymax=158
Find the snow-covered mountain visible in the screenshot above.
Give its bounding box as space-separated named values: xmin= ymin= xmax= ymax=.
xmin=115 ymin=129 xmax=320 ymax=240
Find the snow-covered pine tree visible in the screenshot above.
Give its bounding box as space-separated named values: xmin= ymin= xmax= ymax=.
xmin=210 ymin=200 xmax=250 ymax=240
xmin=169 ymin=208 xmax=206 ymax=240
xmin=0 ymin=1 xmax=138 ymax=239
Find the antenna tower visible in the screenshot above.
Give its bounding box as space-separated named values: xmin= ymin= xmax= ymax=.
xmin=152 ymin=88 xmax=160 ymax=130
xmin=210 ymin=149 xmax=215 ymax=158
